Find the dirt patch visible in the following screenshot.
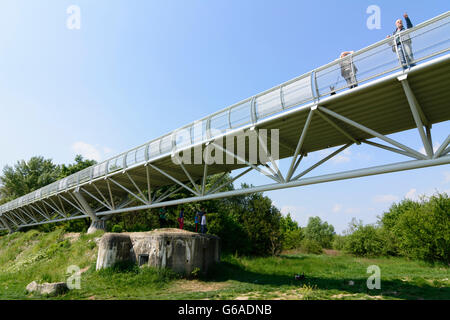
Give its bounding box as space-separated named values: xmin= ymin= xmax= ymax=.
xmin=80 ymin=266 xmax=90 ymax=274
xmin=331 ymin=293 xmax=383 ymax=300
xmin=170 ymin=280 xmax=229 ymax=293
xmin=231 ymin=289 xmax=306 ymax=300
xmin=266 ymin=290 xmax=305 ymax=300
xmin=323 ymin=249 xmax=340 ymax=256
xmin=63 ymin=233 xmax=80 ymax=243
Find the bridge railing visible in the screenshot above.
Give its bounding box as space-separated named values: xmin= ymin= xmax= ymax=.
xmin=1 ymin=11 xmax=449 ymax=216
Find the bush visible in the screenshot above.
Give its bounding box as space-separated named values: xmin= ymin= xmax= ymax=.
xmin=332 ymin=235 xmax=347 ymax=251
xmin=390 ymin=193 xmax=450 ymax=263
xmin=207 ymin=210 xmax=251 ymax=255
xmin=111 ymin=224 xmax=123 ymax=233
xmin=282 ymin=228 xmax=304 ymax=250
xmin=344 ymin=223 xmax=384 ymax=257
xmin=304 ymin=217 xmax=335 ymax=249
xmin=301 ymin=239 xmax=323 ymax=254
xmin=280 ymin=213 xmax=304 ymax=250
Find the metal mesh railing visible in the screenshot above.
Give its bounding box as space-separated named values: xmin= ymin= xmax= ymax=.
xmin=1 ymin=11 xmax=449 ymax=215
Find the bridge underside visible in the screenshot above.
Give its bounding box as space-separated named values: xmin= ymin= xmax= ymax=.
xmin=1 ymin=54 xmax=449 ymax=233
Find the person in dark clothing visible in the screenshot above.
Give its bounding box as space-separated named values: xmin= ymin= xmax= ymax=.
xmin=196 ymin=207 xmax=205 ymax=233
xmin=159 ymin=206 xmax=167 ymax=228
xmin=194 ymin=211 xmax=199 ymax=232
xmin=387 ymin=13 xmax=416 ymax=68
xmin=178 ymin=208 xmax=184 ymax=229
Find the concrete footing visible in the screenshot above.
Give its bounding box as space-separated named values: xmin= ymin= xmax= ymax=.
xmin=96 ymin=228 xmax=220 ymax=275
xmin=87 ymin=219 xmax=106 ymax=234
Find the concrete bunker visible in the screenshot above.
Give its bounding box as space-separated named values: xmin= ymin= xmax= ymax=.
xmin=96 ymin=228 xmax=220 ymax=275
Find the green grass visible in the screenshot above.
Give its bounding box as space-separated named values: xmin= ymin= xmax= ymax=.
xmin=0 ymin=230 xmax=448 ymax=300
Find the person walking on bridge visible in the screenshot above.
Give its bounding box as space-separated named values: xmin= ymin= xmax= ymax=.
xmin=339 ymin=51 xmax=358 ymax=89
xmin=387 ymin=13 xmax=416 ymax=68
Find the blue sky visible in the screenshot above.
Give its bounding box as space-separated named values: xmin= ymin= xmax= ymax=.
xmin=0 ymin=1 xmax=448 ymax=233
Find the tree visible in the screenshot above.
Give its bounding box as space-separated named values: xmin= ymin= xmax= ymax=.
xmin=237 ymin=190 xmax=283 ymax=256
xmin=0 ymin=156 xmax=60 ymax=202
xmin=59 ymin=155 xmax=96 ymax=178
xmin=344 ymin=221 xmax=384 ymax=257
xmin=0 ymin=155 xmax=98 ymax=232
xmin=304 ymin=216 xmax=335 ymax=248
xmin=280 ymin=213 xmax=304 ymax=250
xmin=389 ymin=193 xmax=450 ymax=263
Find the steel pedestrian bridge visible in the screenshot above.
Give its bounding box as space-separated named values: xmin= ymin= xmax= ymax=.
xmin=1 ymin=12 xmax=449 ymax=232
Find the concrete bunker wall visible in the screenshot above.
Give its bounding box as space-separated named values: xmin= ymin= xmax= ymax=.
xmin=96 ymin=229 xmax=220 ymax=275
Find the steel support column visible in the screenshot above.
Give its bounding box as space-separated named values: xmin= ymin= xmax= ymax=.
xmin=398 ymin=75 xmax=433 ymax=158
xmin=73 ymin=191 xmax=105 ymax=234
xmin=0 ymin=216 xmax=14 ymax=234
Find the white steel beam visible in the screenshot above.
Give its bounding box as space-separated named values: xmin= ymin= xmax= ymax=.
xmin=94 ymin=156 xmax=450 ymax=217
xmin=433 ymin=135 xmax=450 ymax=159
xmin=147 ymin=164 xmax=199 ymax=197
xmin=318 ymin=106 xmax=427 ymax=160
xmin=286 ymin=108 xmax=314 ymax=181
xmin=291 ymin=143 xmax=352 ymax=181
xmin=362 ymin=140 xmax=422 ymax=160
xmin=0 ymin=216 xmax=14 ymax=233
xmin=107 ymin=177 xmax=149 ymax=205
xmin=398 ymin=75 xmax=433 ymax=158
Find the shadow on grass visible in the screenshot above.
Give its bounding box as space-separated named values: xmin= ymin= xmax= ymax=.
xmin=277 ymin=255 xmax=308 ymax=261
xmin=203 ymin=261 xmax=450 ymax=300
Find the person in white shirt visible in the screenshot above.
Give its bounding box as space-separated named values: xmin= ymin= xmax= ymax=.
xmin=201 ymin=213 xmax=207 ymax=234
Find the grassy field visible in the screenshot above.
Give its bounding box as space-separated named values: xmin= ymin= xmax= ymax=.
xmin=0 ymin=229 xmax=448 ymax=300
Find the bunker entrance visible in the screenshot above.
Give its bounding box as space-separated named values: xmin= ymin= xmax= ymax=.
xmin=138 ymin=254 xmax=149 ymax=266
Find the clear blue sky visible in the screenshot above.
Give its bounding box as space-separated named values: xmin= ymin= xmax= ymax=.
xmin=0 ymin=1 xmax=448 ymax=233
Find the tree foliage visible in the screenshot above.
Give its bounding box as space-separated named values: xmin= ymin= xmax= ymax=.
xmin=0 ymin=156 xmax=60 ymax=203
xmin=382 ymin=193 xmax=450 ymax=263
xmin=304 ymin=216 xmax=335 ymax=249
xmin=279 ymin=213 xmax=304 ymax=250
xmin=342 ymin=193 xmax=450 ymax=263
xmin=344 ymin=219 xmax=384 ymax=257
xmin=58 ymin=155 xmax=97 ymax=179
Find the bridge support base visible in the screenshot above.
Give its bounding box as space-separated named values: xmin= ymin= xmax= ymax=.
xmin=88 ymin=219 xmax=106 ymax=234
xmin=73 ymin=190 xmax=107 ymax=234
xmin=0 ymin=217 xmax=14 ymax=234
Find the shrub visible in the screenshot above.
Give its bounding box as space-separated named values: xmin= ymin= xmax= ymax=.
xmin=304 ymin=217 xmax=335 ymax=248
xmin=332 ymin=235 xmax=347 ymax=251
xmin=392 ymin=193 xmax=450 ymax=263
xmin=282 ymin=228 xmax=304 ymax=250
xmin=207 ymin=210 xmax=251 ymax=255
xmin=111 ymin=224 xmax=123 ymax=233
xmin=301 ymin=239 xmax=323 ymax=254
xmin=344 ymin=223 xmax=384 ymax=257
